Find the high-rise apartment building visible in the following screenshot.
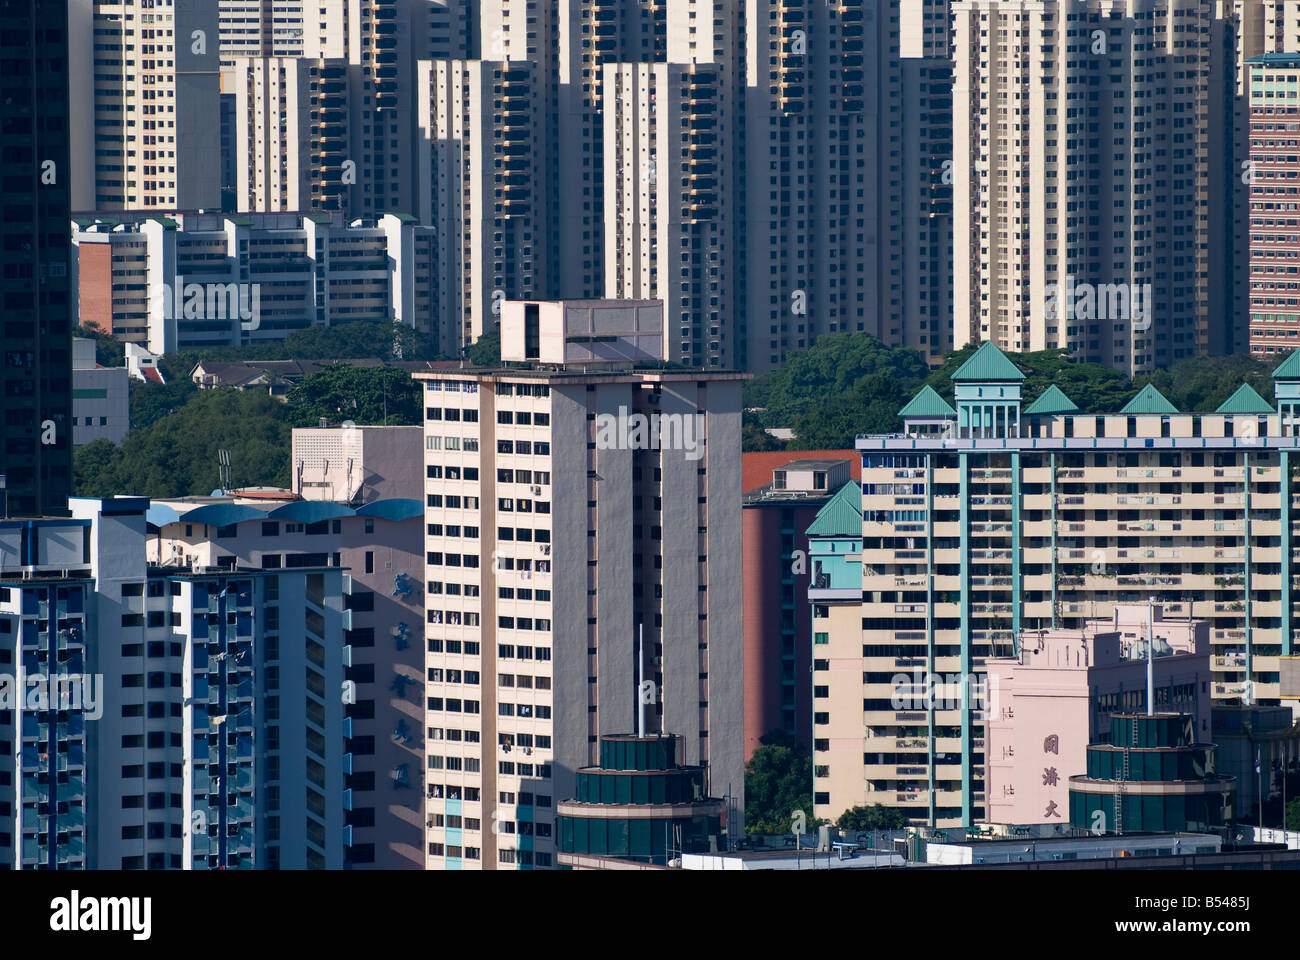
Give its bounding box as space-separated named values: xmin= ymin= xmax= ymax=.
xmin=602 ymin=60 xmax=740 ymax=367
xmin=1248 ymin=53 xmax=1300 ymax=356
xmin=231 ymin=56 xmax=351 ymax=214
xmin=71 ymin=211 xmax=436 ymax=353
xmin=0 ymin=498 xmax=347 ymax=869
xmin=218 ymin=0 xmax=306 ymax=71
xmin=69 ymin=0 xmax=222 ymax=211
xmin=418 ymin=58 xmax=557 ymax=353
xmin=150 ymin=466 xmax=426 ymax=869
xmin=810 ymin=341 xmax=1300 ymax=830
xmin=416 ymin=299 xmax=745 ymax=869
xmin=0 ymin=0 xmax=74 ymax=519
xmin=952 ymin=0 xmax=1235 ymax=375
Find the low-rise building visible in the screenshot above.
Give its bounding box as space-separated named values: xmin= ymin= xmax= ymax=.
xmin=71 ymin=338 xmax=129 ymax=446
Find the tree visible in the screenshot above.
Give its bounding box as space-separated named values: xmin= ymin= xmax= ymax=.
xmin=745 ymin=333 xmax=930 ymax=439
xmin=742 ymin=409 xmax=783 ymax=452
xmin=837 ymin=804 xmax=908 ymax=832
xmin=1133 ymin=353 xmax=1276 ymax=412
xmin=465 ymin=328 xmax=501 ymax=366
xmin=744 ymin=729 xmax=816 ymax=835
xmin=74 ymin=389 xmax=291 ymax=498
xmin=74 ymin=321 xmax=125 ymax=368
xmin=1286 ymin=797 xmax=1300 ymax=833
xmin=285 ymin=365 xmax=422 ymax=427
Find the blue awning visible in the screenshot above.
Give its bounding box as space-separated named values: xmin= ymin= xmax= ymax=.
xmin=354 ymin=498 xmax=423 ymax=522
xmin=266 ymin=500 xmax=356 ymax=523
xmin=177 ymin=504 xmax=269 ymax=527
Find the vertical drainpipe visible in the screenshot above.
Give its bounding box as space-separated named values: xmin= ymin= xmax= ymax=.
xmin=218 ymin=581 xmax=228 ymax=867
xmin=959 ymin=452 xmax=972 ymax=830
xmin=1011 ymin=450 xmax=1021 ymax=656
xmin=1050 ymin=451 xmax=1058 ymax=630
xmin=1283 ymin=450 xmax=1293 ymax=657
xmin=1244 ymin=450 xmax=1253 ymax=704
xmin=925 ymin=452 xmax=935 ymax=828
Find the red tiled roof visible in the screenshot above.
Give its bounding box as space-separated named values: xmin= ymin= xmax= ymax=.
xmin=141 ymin=367 xmax=164 ymax=384
xmin=742 ymin=450 xmax=859 ymax=494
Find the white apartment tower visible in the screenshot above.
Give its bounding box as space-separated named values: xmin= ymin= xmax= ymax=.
xmin=952 ymin=0 xmax=1236 ymax=375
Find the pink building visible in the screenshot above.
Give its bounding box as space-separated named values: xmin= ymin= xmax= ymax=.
xmin=985 ymin=605 xmax=1212 ymax=826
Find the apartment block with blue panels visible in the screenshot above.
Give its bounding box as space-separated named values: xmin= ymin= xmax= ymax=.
xmin=0 ymin=499 xmax=348 ymax=869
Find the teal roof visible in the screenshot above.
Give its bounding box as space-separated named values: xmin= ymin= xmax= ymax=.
xmin=1273 ymin=349 xmax=1300 ymax=380
xmin=354 ymin=498 xmax=423 ymax=522
xmin=267 ymin=501 xmax=355 ymax=523
xmin=1215 ymin=383 xmax=1274 ymax=415
xmin=1023 ymin=384 xmax=1080 ymax=416
xmin=805 ymin=482 xmax=861 ymax=538
xmin=951 ymin=341 xmax=1025 ymax=382
xmin=1119 ymin=384 xmax=1179 ymax=415
xmin=898 ymin=384 xmax=956 ymax=419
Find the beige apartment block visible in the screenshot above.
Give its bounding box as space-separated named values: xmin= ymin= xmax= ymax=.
xmin=417 ymin=299 xmax=745 ymax=868
xmin=69 ymin=0 xmax=222 ymax=211
xmin=952 ymin=0 xmax=1236 ymax=374
xmin=810 ymin=341 xmax=1300 ymax=830
xmin=231 ymin=56 xmax=351 ymax=214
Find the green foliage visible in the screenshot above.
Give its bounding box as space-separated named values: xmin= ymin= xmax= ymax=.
xmin=744 ymin=730 xmax=815 ymax=835
xmin=1133 ymin=354 xmax=1276 ymax=412
xmin=465 ymin=328 xmax=501 ymax=366
xmin=129 ymin=376 xmax=197 ymax=432
xmin=742 ymin=409 xmax=783 ymax=452
xmin=836 ymin=804 xmax=908 ymax=832
xmin=74 ymin=389 xmax=291 ymax=498
xmin=285 ymin=365 xmax=422 ymax=427
xmin=744 ymin=334 xmax=931 ymax=447
xmin=1286 ymin=797 xmax=1300 ymax=833
xmin=74 ymin=322 xmax=125 ymax=369
xmin=163 ymin=321 xmax=441 ymax=371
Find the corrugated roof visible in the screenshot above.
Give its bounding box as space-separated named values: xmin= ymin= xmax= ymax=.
xmin=951 ymin=341 xmax=1025 ymax=382
xmin=1119 ymin=383 xmax=1179 ymax=415
xmin=1215 ymin=382 xmax=1274 ymax=415
xmin=1023 ymin=384 xmax=1080 ymax=416
xmin=898 ymin=384 xmax=956 ymax=419
xmin=805 ymin=481 xmax=861 ymax=538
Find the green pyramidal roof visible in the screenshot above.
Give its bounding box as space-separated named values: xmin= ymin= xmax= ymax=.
xmin=1273 ymin=349 xmax=1300 ymax=380
xmin=898 ymin=384 xmax=956 ymax=419
xmin=1215 ymin=382 xmax=1274 ymax=415
xmin=805 ymin=481 xmax=861 ymax=538
xmin=1023 ymin=384 xmax=1080 ymax=416
xmin=1119 ymin=383 xmax=1179 ymax=415
xmin=951 ymin=341 xmax=1026 ymax=382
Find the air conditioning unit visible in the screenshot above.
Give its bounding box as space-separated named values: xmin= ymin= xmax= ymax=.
xmin=531 ymin=485 xmax=542 ymax=495
xmin=540 ymin=545 xmax=551 ymax=556
xmin=521 ymin=747 xmax=532 ymax=756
